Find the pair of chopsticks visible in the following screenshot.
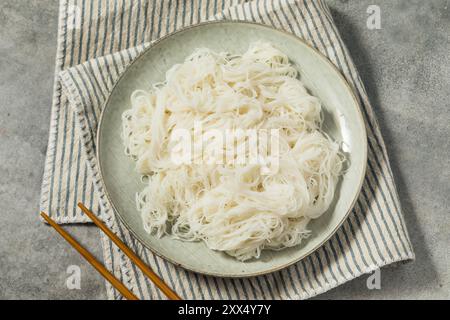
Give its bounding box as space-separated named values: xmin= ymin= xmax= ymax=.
xmin=41 ymin=203 xmax=181 ymax=300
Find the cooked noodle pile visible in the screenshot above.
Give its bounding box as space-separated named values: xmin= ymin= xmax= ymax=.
xmin=122 ymin=42 xmax=344 ymax=261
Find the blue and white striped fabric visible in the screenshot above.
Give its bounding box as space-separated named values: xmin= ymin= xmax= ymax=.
xmin=42 ymin=0 xmax=414 ymax=299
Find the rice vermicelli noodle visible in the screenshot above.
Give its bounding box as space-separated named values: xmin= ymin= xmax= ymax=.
xmin=122 ymin=42 xmax=344 ymax=261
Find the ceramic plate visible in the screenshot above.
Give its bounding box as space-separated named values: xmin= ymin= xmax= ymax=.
xmin=97 ymin=21 xmax=367 ymax=277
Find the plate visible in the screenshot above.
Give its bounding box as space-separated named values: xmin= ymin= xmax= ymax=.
xmin=97 ymin=21 xmax=367 ymax=277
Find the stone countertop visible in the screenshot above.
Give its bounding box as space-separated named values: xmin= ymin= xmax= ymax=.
xmin=0 ymin=0 xmax=448 ymax=299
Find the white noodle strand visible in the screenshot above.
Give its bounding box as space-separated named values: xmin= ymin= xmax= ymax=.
xmin=122 ymin=42 xmax=344 ymax=261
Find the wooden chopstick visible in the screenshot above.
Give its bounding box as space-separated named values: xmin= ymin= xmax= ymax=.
xmin=78 ymin=203 xmax=182 ymax=300
xmin=40 ymin=212 xmax=139 ymax=300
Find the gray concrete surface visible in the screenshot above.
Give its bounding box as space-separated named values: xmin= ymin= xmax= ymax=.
xmin=0 ymin=0 xmax=448 ymax=299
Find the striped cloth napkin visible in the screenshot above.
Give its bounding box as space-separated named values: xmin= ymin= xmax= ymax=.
xmin=41 ymin=0 xmax=414 ymax=300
